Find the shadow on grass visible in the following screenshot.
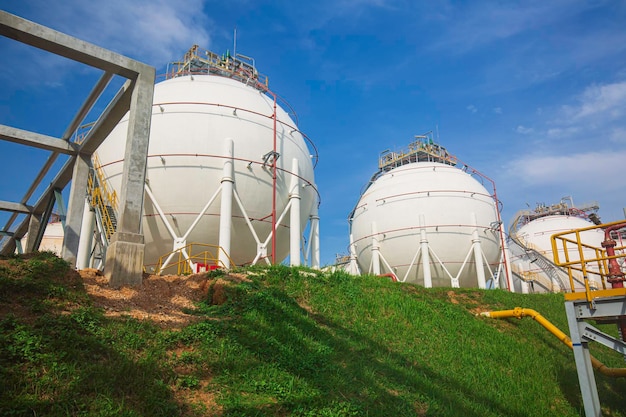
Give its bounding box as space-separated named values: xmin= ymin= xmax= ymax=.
xmin=0 ymin=253 xmax=182 ymax=417
xmin=210 ymin=281 xmax=545 ymax=417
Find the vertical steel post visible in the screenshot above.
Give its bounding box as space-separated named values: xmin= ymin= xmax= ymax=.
xmin=289 ymin=158 xmax=301 ymax=266
xmin=472 ymin=212 xmax=487 ymax=289
xmin=310 ymin=202 xmax=320 ymax=269
xmin=420 ymin=214 xmax=432 ymax=288
xmin=76 ymin=198 xmax=95 ymax=270
xmin=565 ymin=301 xmax=602 ymax=417
xmin=371 ymin=221 xmax=381 ymax=275
xmin=218 ymin=139 xmax=234 ymax=269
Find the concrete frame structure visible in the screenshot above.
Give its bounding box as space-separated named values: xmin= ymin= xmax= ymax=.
xmin=0 ymin=11 xmax=155 ymax=287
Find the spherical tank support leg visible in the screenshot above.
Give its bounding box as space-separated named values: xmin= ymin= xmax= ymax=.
xmin=218 ymin=139 xmax=234 ymax=269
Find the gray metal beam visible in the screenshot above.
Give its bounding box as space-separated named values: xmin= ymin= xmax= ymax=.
xmin=0 ymin=201 xmax=32 ymax=214
xmin=0 ymin=124 xmax=77 ymax=154
xmin=0 ymin=11 xmax=142 ymax=78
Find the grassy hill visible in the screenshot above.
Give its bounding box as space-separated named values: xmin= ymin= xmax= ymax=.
xmin=1 ymin=252 xmax=625 ymax=416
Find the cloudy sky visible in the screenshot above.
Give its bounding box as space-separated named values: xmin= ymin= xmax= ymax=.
xmin=1 ymin=0 xmax=625 ymax=265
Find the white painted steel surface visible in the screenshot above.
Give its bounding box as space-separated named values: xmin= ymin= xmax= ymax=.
xmin=96 ymin=75 xmax=317 ymax=268
xmin=350 ymin=162 xmax=501 ymax=287
xmin=515 ymin=215 xmax=605 ymax=290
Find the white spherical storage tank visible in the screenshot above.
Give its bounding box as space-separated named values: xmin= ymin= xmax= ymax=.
xmin=350 ymin=156 xmax=503 ymax=288
xmin=95 ymin=51 xmax=319 ymax=271
xmin=515 ymin=215 xmax=604 ymax=290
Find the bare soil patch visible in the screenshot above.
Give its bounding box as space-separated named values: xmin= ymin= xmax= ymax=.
xmin=80 ymin=268 xmax=210 ymax=329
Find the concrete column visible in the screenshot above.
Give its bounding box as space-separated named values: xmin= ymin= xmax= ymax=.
xmin=310 ymin=203 xmax=320 ymax=269
xmin=371 ymin=221 xmax=381 ymax=275
xmin=471 ymin=213 xmax=487 ymax=289
xmin=218 ymin=139 xmax=234 ymax=269
xmin=105 ymin=68 xmax=155 ymax=287
xmin=289 ymin=158 xmax=301 ymax=267
xmin=62 ymin=153 xmax=90 ymax=265
xmin=419 ymin=214 xmax=432 ymax=288
xmin=25 ymin=214 xmax=42 ymax=253
xmin=76 ymin=198 xmax=95 ymax=270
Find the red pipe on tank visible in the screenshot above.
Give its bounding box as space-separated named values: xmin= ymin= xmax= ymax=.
xmin=378 ymin=273 xmax=398 ymax=282
xmin=602 ymin=223 xmax=626 ymax=288
xmin=601 ymin=222 xmax=626 ymax=343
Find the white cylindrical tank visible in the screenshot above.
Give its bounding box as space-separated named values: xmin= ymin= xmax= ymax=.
xmin=350 ymin=161 xmax=502 ymax=287
xmin=96 ymin=74 xmax=317 ymax=268
xmin=514 ymin=215 xmax=605 ymax=290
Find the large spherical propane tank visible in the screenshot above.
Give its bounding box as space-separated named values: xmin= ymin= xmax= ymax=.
xmin=350 ymin=160 xmax=502 ymax=287
xmin=95 ymin=70 xmax=317 ymax=268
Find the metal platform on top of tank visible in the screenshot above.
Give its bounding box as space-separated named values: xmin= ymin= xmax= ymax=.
xmin=378 ymin=138 xmax=457 ymax=172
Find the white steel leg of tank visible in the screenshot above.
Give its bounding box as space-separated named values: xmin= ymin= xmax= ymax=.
xmin=503 ymin=238 xmax=515 ymax=292
xmin=289 ymin=158 xmax=301 ymax=267
xmin=147 ymin=183 xmax=222 ymax=273
xmin=420 ymin=214 xmax=433 ymax=288
xmin=218 ymin=139 xmax=235 ymax=269
xmin=308 ymin=203 xmax=321 ymax=269
xmin=370 ymin=222 xmax=381 ymax=275
xmin=76 ymin=199 xmax=95 ymax=270
xmin=347 ymin=233 xmax=360 ymax=275
xmin=471 ymin=213 xmax=487 ymax=289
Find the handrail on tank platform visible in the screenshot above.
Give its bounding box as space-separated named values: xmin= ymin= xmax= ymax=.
xmin=551 ymin=219 xmax=626 ymax=302
xmin=151 ymin=242 xmax=235 ymax=275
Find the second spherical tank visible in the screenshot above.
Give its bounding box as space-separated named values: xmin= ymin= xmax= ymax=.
xmin=95 ymin=73 xmax=318 ymax=268
xmin=514 ymin=215 xmax=605 ymax=290
xmin=350 ymin=161 xmax=502 ymax=287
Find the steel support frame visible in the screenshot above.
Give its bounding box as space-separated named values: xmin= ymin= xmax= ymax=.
xmin=565 ymin=296 xmax=626 ymax=417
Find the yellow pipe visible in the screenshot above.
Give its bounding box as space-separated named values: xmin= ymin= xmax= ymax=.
xmin=481 ymin=307 xmax=626 ymax=378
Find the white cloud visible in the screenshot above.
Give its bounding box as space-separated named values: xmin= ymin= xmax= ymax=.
xmin=5 ymin=0 xmax=212 ymax=68
xmin=546 ymin=127 xmax=579 ymax=138
xmin=507 ymin=150 xmax=626 ymax=189
xmin=562 ymin=81 xmax=626 ymax=122
xmin=493 ymin=107 xmax=502 ymax=114
xmin=610 ymin=127 xmax=626 ymax=143
xmin=429 ymin=0 xmax=601 ymax=52
xmin=515 ymin=125 xmax=534 ymax=135
xmin=466 ymin=104 xmax=477 ymax=113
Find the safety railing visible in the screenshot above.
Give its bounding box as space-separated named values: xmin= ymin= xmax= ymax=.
xmin=510 ymin=264 xmax=558 ymax=292
xmin=87 ymin=153 xmax=119 ymax=242
xmin=151 ymin=243 xmax=235 ymax=275
xmin=166 ymin=44 xmax=269 ymax=92
xmin=551 ymin=220 xmax=626 ymax=302
xmin=378 ymin=136 xmax=457 ymax=170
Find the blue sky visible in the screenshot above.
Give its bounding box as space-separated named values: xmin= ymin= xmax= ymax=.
xmin=1 ymin=0 xmax=625 ymax=266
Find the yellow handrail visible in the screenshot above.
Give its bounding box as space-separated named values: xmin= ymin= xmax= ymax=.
xmin=87 ymin=153 xmax=119 ymax=242
xmin=151 ymin=242 xmax=236 ymax=275
xmin=551 ymin=220 xmax=626 ymax=302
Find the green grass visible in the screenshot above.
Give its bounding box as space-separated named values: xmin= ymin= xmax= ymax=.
xmin=1 ymin=254 xmax=625 ymax=416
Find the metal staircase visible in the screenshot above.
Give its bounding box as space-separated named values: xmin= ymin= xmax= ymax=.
xmin=509 ymin=234 xmax=569 ymax=292
xmin=86 ymin=154 xmax=119 ymax=262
